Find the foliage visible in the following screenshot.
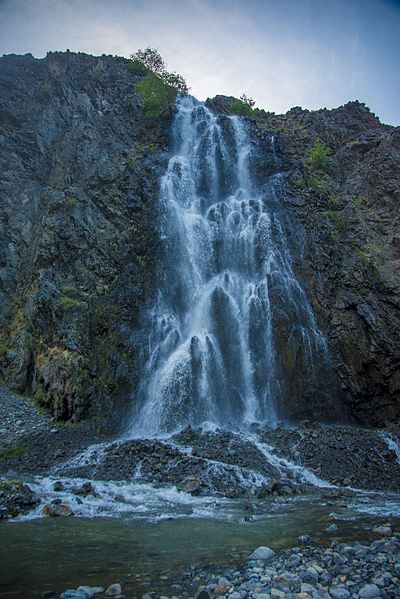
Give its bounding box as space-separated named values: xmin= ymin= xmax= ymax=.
xmin=127 ymin=59 xmax=149 ymax=76
xmin=40 ymin=84 xmax=54 ymax=99
xmin=228 ymin=99 xmax=254 ymax=117
xmin=130 ymin=47 xmax=189 ymax=94
xmin=66 ymin=197 xmax=77 ymax=206
xmin=0 ymin=444 xmax=29 ymax=460
xmin=240 ymin=93 xmax=255 ymax=107
xmin=353 ymin=196 xmax=364 ymax=207
xmin=308 ymin=139 xmax=332 ymax=169
xmin=59 ymin=296 xmax=81 ymax=311
xmin=320 ymin=210 xmax=346 ymax=232
xmin=308 ymin=176 xmax=329 ymax=190
xmin=131 ymin=47 xmax=165 ymax=75
xmin=136 ymin=73 xmax=177 ymax=118
xmin=61 ymin=284 xmax=77 ymax=295
xmin=0 ymin=333 xmax=9 ymax=356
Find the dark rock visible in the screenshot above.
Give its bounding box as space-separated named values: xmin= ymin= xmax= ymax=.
xmin=42 ymin=502 xmax=74 ymax=517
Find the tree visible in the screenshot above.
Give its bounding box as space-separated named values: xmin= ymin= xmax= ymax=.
xmin=130 ymin=48 xmax=165 ymax=75
xmin=240 ymin=93 xmax=256 ymax=107
xmin=130 ymin=47 xmax=189 ymax=94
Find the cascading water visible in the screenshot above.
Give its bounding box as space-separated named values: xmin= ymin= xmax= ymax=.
xmin=130 ymin=96 xmax=332 ymax=437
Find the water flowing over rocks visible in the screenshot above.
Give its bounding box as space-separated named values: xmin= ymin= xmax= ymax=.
xmin=0 ymin=51 xmax=399 ymax=426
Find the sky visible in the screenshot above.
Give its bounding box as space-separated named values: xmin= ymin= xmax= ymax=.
xmin=0 ymin=0 xmax=399 ymax=125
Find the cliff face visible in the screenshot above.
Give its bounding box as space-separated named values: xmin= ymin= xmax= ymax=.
xmin=0 ymin=52 xmax=171 ymax=426
xmin=0 ymin=53 xmax=399 ymax=427
xmin=254 ymin=103 xmax=400 ymax=425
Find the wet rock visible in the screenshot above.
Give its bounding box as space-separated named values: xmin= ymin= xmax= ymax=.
xmin=0 ymin=480 xmax=38 ymax=518
xmin=329 ymin=588 xmax=351 ymax=599
xmin=53 ymin=481 xmax=65 ymax=492
xmin=104 ymin=583 xmax=122 ymax=597
xmin=60 ymin=591 xmax=90 ymax=599
xmin=72 ymin=482 xmax=99 ymax=497
xmin=42 ymin=502 xmax=74 ymax=517
xmin=298 ymin=535 xmax=312 ymax=544
xmin=180 ymin=476 xmax=202 ymax=496
xmin=372 ymin=524 xmax=392 ymax=537
xmin=326 ymin=523 xmax=339 ymax=533
xmin=248 ymin=546 xmax=275 ymax=561
xmin=77 ymin=587 xmax=104 ymax=598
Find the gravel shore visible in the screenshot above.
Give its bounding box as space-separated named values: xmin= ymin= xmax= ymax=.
xmin=57 ymin=532 xmax=400 ymax=599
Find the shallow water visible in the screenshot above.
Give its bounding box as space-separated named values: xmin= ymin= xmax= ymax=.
xmin=1 ymin=494 xmax=399 ymax=599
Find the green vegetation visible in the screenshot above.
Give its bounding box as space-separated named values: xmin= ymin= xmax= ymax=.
xmin=228 ymin=99 xmax=254 ymax=117
xmin=353 ymin=196 xmax=364 ymax=207
xmin=308 ymin=139 xmax=332 ymax=169
xmin=59 ymin=296 xmax=82 ymax=311
xmin=136 ymin=73 xmax=177 ymax=118
xmin=320 ymin=210 xmax=346 ymax=232
xmin=308 ymin=176 xmax=329 ymax=190
xmin=0 ymin=444 xmax=29 ymax=460
xmin=66 ymin=197 xmax=78 ymax=206
xmin=61 ymin=284 xmax=77 ymax=295
xmin=0 ymin=333 xmax=9 ymax=356
xmin=127 ymin=59 xmax=149 ymax=76
xmin=40 ymin=84 xmax=54 ymax=99
xmin=131 ymin=47 xmax=189 ymax=94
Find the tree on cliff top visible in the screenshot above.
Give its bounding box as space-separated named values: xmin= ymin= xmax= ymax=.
xmin=130 ymin=47 xmax=189 ymax=94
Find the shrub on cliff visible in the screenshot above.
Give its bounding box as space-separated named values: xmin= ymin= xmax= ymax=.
xmin=229 ymin=98 xmax=254 ymax=117
xmin=308 ymin=139 xmax=332 ymax=169
xmin=136 ymin=73 xmax=177 ymax=118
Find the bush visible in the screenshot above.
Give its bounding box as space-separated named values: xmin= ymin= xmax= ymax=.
xmin=59 ymin=297 xmax=81 ymax=311
xmin=61 ymin=284 xmax=77 ymax=295
xmin=127 ymin=59 xmax=149 ymax=76
xmin=308 ymin=139 xmax=332 ymax=169
xmin=136 ymin=73 xmax=177 ymax=118
xmin=228 ymin=99 xmax=254 ymax=117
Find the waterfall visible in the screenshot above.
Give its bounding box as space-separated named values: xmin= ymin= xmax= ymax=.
xmin=129 ymin=96 xmax=332 ymax=437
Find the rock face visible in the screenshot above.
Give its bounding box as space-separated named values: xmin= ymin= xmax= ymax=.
xmin=0 ymin=51 xmax=171 ymax=426
xmin=0 ymin=53 xmax=399 ymax=427
xmin=249 ymin=102 xmax=400 ymax=425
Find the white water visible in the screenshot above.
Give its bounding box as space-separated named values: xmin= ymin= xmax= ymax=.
xmin=380 ymin=432 xmax=400 ymax=464
xmin=130 ymin=97 xmax=330 ymax=437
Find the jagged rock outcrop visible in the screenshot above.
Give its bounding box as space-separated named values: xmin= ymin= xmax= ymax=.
xmin=0 ymin=51 xmax=171 ymax=426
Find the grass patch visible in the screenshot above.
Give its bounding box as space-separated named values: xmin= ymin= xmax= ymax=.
xmin=59 ymin=297 xmax=82 ymax=311
xmin=308 ymin=176 xmax=329 ymax=190
xmin=353 ymin=196 xmax=364 ymax=207
xmin=0 ymin=444 xmax=29 ymax=460
xmin=61 ymin=284 xmax=77 ymax=295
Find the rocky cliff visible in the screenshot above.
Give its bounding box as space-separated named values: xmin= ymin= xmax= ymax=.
xmin=256 ymin=102 xmax=400 ymax=425
xmin=0 ymin=52 xmax=399 ymax=427
xmin=0 ymin=51 xmax=171 ymax=427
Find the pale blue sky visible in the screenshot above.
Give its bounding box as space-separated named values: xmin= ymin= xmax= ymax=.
xmin=0 ymin=0 xmax=399 ymax=124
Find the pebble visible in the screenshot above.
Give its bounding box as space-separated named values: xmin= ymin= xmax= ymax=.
xmin=58 ymin=534 xmax=400 ymax=599
xmin=77 ymin=587 xmax=104 ymax=598
xmin=248 ymin=546 xmax=275 ymax=561
xmin=359 ymin=583 xmax=381 ymax=598
xmin=104 ymin=583 xmax=122 ymax=597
